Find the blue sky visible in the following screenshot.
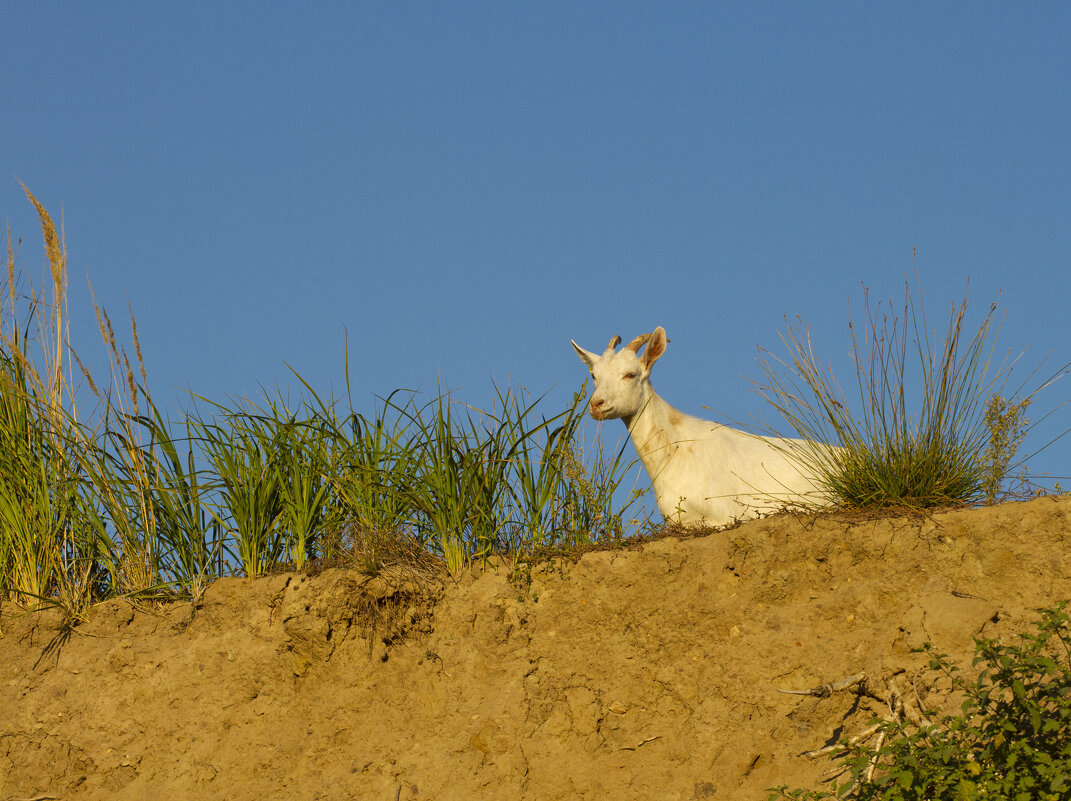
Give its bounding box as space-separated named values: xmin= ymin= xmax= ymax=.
xmin=4 ymin=4 xmax=1070 ymax=488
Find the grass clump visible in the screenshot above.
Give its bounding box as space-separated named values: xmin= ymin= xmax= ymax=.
xmin=0 ymin=186 xmax=107 ymax=614
xmin=770 ymin=603 xmax=1071 ymax=800
xmin=0 ymin=187 xmax=646 ymax=611
xmin=755 ymin=279 xmax=1067 ymax=511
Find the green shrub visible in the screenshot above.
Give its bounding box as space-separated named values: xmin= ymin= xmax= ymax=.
xmin=981 ymin=394 xmax=1031 ymax=504
xmin=771 ymin=603 xmax=1071 ymax=800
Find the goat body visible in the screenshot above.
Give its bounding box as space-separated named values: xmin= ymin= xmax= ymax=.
xmin=572 ymin=327 xmax=829 ymax=527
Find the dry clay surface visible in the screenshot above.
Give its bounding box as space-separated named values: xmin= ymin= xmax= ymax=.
xmin=4 ymin=496 xmax=1071 ymax=800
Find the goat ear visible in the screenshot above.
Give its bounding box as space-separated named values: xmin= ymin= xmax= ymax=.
xmin=643 ymin=327 xmax=668 ymax=369
xmin=572 ymin=340 xmax=599 ymax=368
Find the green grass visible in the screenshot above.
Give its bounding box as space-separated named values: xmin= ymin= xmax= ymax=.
xmin=4 ymin=190 xmax=1066 ymax=616
xmin=754 ymin=280 xmax=1068 ymax=511
xmin=0 ymin=188 xmax=646 ymax=611
xmin=0 ymin=188 xmax=105 ymax=613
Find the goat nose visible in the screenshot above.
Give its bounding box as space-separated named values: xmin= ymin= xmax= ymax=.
xmin=590 ymin=398 xmax=603 ymax=409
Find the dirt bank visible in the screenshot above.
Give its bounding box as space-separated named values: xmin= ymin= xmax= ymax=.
xmin=4 ymin=496 xmax=1071 ymax=800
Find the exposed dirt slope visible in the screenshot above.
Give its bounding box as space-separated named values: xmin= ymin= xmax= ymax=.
xmin=4 ymin=496 xmax=1071 ymax=800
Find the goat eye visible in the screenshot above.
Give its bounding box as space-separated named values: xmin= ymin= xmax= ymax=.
xmin=623 ymin=372 xmax=636 ymax=380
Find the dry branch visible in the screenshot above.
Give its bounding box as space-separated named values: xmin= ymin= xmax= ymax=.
xmin=778 ymin=672 xmax=866 ymax=697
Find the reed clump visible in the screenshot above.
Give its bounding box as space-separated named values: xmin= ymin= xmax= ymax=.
xmin=0 ymin=188 xmax=645 ymax=613
xmin=0 ymin=186 xmax=103 ymax=615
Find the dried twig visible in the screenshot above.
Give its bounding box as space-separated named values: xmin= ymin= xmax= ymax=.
xmin=864 ymin=729 xmax=887 ymax=784
xmin=817 ymin=763 xmax=852 ymax=783
xmin=779 ymin=672 xmax=866 ymax=697
xmin=620 ymin=735 xmax=661 ymax=751
xmin=791 ymin=675 xmax=919 ymax=795
xmin=910 ymin=669 xmax=935 ymax=728
xmin=801 ymin=722 xmax=882 ymax=759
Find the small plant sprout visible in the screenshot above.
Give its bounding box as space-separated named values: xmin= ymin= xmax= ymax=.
xmin=981 ymin=394 xmax=1031 ymax=504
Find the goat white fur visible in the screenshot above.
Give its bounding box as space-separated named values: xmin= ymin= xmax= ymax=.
xmin=572 ymin=327 xmax=831 ymax=527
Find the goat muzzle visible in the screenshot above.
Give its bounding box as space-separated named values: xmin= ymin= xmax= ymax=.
xmin=589 ymin=398 xmax=612 ymax=420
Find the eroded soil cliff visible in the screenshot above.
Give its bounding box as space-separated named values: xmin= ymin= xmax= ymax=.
xmin=4 ymin=496 xmax=1071 ymax=800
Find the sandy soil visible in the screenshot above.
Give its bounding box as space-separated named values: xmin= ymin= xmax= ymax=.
xmin=3 ymin=495 xmax=1071 ymax=800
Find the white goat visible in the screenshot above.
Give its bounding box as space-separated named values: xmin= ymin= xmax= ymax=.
xmin=572 ymin=327 xmax=832 ymax=527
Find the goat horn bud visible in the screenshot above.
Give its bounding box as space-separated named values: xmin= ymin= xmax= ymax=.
xmin=625 ymin=333 xmax=652 ymax=353
xmin=606 ymin=335 xmax=622 ymax=351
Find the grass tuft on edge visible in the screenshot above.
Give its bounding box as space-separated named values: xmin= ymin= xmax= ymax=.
xmin=754 ymin=278 xmax=1069 ymax=511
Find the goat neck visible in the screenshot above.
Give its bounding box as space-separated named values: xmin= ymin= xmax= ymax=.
xmin=621 ymin=386 xmax=685 ymax=482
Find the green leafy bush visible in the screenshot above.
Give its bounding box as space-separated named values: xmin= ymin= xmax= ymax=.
xmin=771 ymin=603 xmax=1071 ymax=800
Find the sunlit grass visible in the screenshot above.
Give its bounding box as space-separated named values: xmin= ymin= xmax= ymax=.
xmin=755 ymin=280 xmax=1069 ymax=510
xmin=7 ymin=189 xmax=1066 ymax=620
xmin=0 ymin=186 xmax=100 ymax=613
xmin=0 ymin=187 xmax=644 ymax=609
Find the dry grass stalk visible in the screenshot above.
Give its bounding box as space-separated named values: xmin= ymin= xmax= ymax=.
xmin=19 ymin=182 xmax=68 ymax=422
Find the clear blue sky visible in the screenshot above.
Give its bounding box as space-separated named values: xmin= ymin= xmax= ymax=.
xmin=4 ymin=4 xmax=1070 ymax=487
